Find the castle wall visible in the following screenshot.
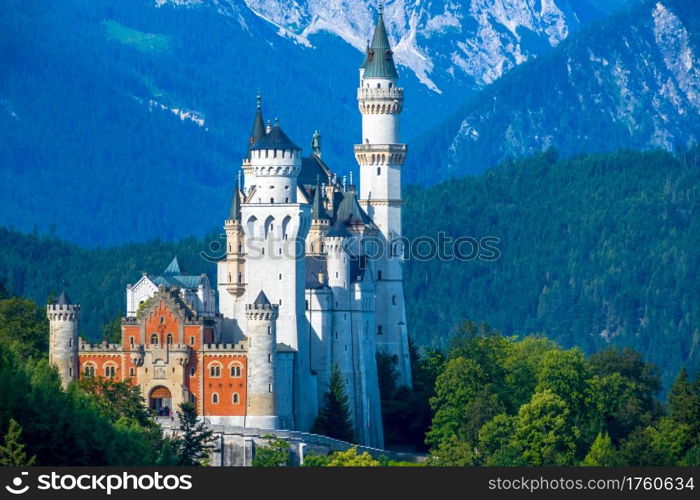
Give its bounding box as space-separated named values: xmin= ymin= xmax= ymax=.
xmin=201 ymin=353 xmax=247 ymax=417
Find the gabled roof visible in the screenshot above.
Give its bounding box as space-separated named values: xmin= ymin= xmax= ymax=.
xmin=150 ymin=257 xmax=208 ymax=290
xmin=333 ymin=190 xmax=376 ymax=229
xmin=250 ymin=123 xmax=300 ymax=151
xmin=299 ymin=155 xmax=333 ymax=187
xmin=363 ymin=7 xmax=398 ymax=79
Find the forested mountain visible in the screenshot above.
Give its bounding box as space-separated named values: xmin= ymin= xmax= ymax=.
xmin=403 ymin=148 xmax=700 ymax=389
xmin=1 ymin=0 xmax=638 ymax=247
xmin=2 ymin=149 xmax=698 ymax=388
xmin=405 ymin=0 xmax=700 ymax=185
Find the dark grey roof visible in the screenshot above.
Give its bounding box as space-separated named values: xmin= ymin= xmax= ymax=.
xmin=363 ymin=9 xmax=398 ymax=79
xmin=254 ymin=290 xmax=271 ymax=306
xmin=305 ymin=256 xmax=328 ymax=289
xmin=325 ymin=217 xmax=353 ymax=238
xmin=56 ymin=290 xmax=71 ymax=305
xmin=247 ymin=94 xmax=266 ymax=155
xmin=333 ymin=191 xmax=376 ymax=228
xmin=250 ymin=123 xmax=300 ymax=151
xmin=311 ymin=181 xmax=329 ymax=220
xmin=299 ymin=156 xmax=333 ymax=188
xmin=229 ymin=185 xmax=242 ymax=221
xmin=150 ymin=256 xmax=207 ymax=289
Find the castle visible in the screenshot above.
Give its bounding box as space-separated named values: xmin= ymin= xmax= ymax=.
xmin=47 ymin=7 xmax=410 ymax=449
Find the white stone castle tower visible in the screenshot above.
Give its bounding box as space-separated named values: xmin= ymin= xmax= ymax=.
xmin=47 ymin=290 xmax=79 ymax=388
xmin=355 ymin=4 xmax=412 ymax=386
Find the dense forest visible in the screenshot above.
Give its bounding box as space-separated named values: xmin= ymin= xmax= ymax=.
xmin=0 ymin=148 xmax=698 ymax=390
xmin=403 ymin=148 xmax=700 ymax=389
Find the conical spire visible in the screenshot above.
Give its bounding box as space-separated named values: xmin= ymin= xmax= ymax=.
xmin=312 ymin=178 xmax=329 ymax=221
xmin=228 ymin=180 xmax=242 ymax=221
xmin=56 ymin=289 xmax=71 ymax=305
xmin=253 ymin=290 xmax=271 ymax=306
xmin=247 ymin=91 xmax=266 ymax=154
xmin=363 ymin=4 xmax=398 ymax=79
xmin=163 ymin=256 xmax=182 ymax=276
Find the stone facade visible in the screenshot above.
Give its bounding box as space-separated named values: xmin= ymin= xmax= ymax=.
xmin=47 ymin=8 xmax=411 ymax=450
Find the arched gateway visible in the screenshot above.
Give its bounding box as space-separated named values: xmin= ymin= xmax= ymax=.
xmin=149 ymin=386 xmax=172 ymax=416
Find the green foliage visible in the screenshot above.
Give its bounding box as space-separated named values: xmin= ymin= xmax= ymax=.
xmin=101 ymin=316 xmax=122 ymax=344
xmin=252 ymin=435 xmax=291 ymax=467
xmin=424 ymin=326 xmax=695 ymax=466
xmin=75 ymin=376 xmax=154 ymax=427
xmin=173 ymin=402 xmax=214 ymax=466
xmin=312 ymin=364 xmax=354 ymax=443
xmin=324 ymin=447 xmax=381 ymax=467
xmin=0 ymin=419 xmax=36 ymax=466
xmin=404 ymin=148 xmax=700 ymax=390
xmin=582 ymin=432 xmax=620 ymax=466
xmin=0 ymin=296 xmax=49 ymax=360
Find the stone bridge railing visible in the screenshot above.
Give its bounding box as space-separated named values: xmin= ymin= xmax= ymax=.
xmin=158 ymin=420 xmax=424 ymax=466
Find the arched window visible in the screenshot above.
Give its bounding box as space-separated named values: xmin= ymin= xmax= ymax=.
xmin=166 ymin=333 xmax=173 ymax=345
xmin=212 ymin=393 xmax=219 ymax=404
xmin=105 ymin=364 xmax=117 ymax=378
xmin=150 ymin=333 xmax=159 ymax=345
xmin=229 ymin=363 xmax=242 ymax=378
xmin=84 ymin=364 xmax=96 ymax=377
xmin=377 ymin=270 xmax=382 ymax=280
xmin=209 ymin=363 xmax=221 ymax=378
xmin=377 ymin=167 xmax=381 ymax=175
xmin=389 ymin=82 xmax=393 ymax=89
xmin=376 ymin=83 xmax=381 ymax=88
xmin=392 ymin=295 xmax=397 ymax=305
xmin=129 ymin=336 xmax=134 ymax=347
xmin=377 ymin=325 xmax=383 ymax=336
xmin=232 ymin=393 xmax=240 ymax=404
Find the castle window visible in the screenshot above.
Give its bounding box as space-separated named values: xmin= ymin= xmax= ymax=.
xmin=69 ymin=368 xmax=73 ymax=377
xmin=84 ymin=364 xmax=95 ymax=377
xmin=392 ymin=295 xmax=397 ymax=305
xmin=160 ymin=316 xmax=164 ymax=324
xmin=270 ymin=197 xmax=274 ymax=203
xmin=209 ymin=363 xmax=222 ymax=378
xmin=268 ymin=354 xmax=271 ymax=363
xmin=377 ymin=271 xmax=382 ymax=280
xmin=268 ymin=384 xmax=272 ymax=393
xmin=238 ymin=273 xmax=242 ymax=284
xmin=69 ymin=338 xmax=73 ymax=347
xmin=105 ymin=365 xmax=117 ymax=378
xmin=377 ymin=325 xmax=383 ymax=336
xmin=267 ymin=326 xmax=271 ymax=335
xmin=166 ymin=333 xmax=173 ymax=345
xmin=129 ymin=337 xmax=134 ymax=347
xmin=190 ymin=367 xmax=196 ymax=377
xmin=230 ymin=363 xmax=242 ymax=378
xmin=279 ymin=273 xmax=282 ymax=280
xmin=190 ymin=336 xmax=195 ymax=346
xmin=130 ymin=367 xmax=135 ymax=377
xmin=279 ymin=248 xmax=282 ymax=255
xmin=212 ymin=393 xmax=219 ymax=404
xmin=285 ymin=185 xmax=289 ymax=190
xmin=279 ymin=299 xmax=282 ymax=306
xmin=389 ymin=82 xmax=393 ymax=89
xmin=238 ymin=243 xmax=242 ymax=252
xmin=285 ymin=197 xmax=289 ymax=203
xmin=150 ymin=334 xmax=158 ymax=345
xmin=232 ymin=393 xmax=240 ymax=404
xmin=377 ymin=167 xmax=381 ymax=175
xmin=305 ymin=300 xmax=308 ymax=310
xmin=377 ymin=83 xmax=381 ymax=88
xmin=189 ymin=394 xmax=196 ymax=404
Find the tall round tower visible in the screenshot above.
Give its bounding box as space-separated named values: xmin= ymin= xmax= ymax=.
xmin=355 ymin=4 xmax=412 ymax=387
xmin=47 ymin=290 xmax=79 ymax=388
xmin=245 ymin=290 xmax=279 ymax=429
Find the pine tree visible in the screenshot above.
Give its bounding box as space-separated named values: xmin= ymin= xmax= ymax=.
xmin=0 ymin=419 xmax=36 ymax=466
xmin=668 ymin=368 xmax=698 ymax=427
xmin=173 ymin=403 xmax=215 ymax=466
xmin=582 ymin=432 xmax=619 ymax=466
xmin=312 ymin=364 xmax=354 ymax=443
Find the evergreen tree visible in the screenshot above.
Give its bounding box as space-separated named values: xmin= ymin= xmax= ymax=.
xmin=668 ymin=368 xmax=698 ymax=427
xmin=312 ymin=364 xmax=354 ymax=443
xmin=173 ymin=403 xmax=214 ymax=466
xmin=582 ymin=432 xmax=619 ymax=466
xmin=0 ymin=419 xmax=36 ymax=466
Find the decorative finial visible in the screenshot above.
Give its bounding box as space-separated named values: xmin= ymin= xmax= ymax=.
xmin=237 ymin=170 xmax=242 ymax=189
xmin=378 ymin=1 xmax=383 ymax=15
xmin=342 ymin=175 xmax=347 ymax=191
xmin=256 ymin=89 xmax=262 ymax=109
xmin=349 ymin=171 xmax=354 ymax=186
xmin=274 ymin=117 xmax=279 ymax=126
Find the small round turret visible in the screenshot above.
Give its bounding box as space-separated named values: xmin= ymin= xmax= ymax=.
xmin=46 ymin=290 xmax=80 ymax=388
xmin=245 ymin=290 xmax=279 ymax=429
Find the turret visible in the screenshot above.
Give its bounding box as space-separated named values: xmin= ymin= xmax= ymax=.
xmin=47 ymin=290 xmax=80 ymax=388
xmin=223 ymin=181 xmax=246 ymax=297
xmin=307 ymin=179 xmax=331 ymax=256
xmin=245 ymin=290 xmax=279 ymax=429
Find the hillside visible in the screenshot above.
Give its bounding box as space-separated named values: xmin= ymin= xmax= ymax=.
xmin=405 ymin=0 xmax=700 ymax=185
xmin=2 ymin=149 xmax=698 ymax=388
xmin=403 ymin=148 xmax=700 ymax=388
xmin=0 ymin=0 xmax=636 ymax=247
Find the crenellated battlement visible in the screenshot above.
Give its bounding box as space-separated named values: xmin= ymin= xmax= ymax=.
xmin=202 ymin=342 xmax=248 ymax=352
xmin=357 ymin=86 xmax=403 ymax=101
xmin=354 ymin=143 xmax=407 ymax=166
xmin=79 ymin=343 xmax=122 ymax=352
